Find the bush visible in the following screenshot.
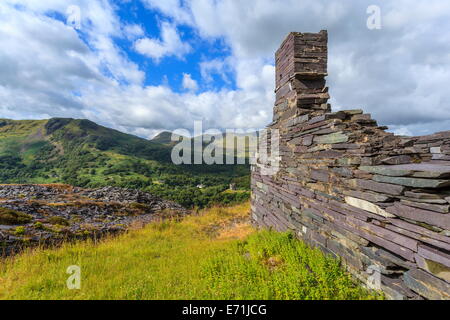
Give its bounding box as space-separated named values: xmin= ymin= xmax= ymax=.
xmin=0 ymin=208 xmax=32 ymax=225
xmin=34 ymin=222 xmax=44 ymax=229
xmin=14 ymin=226 xmax=26 ymax=235
xmin=46 ymin=216 xmax=70 ymax=226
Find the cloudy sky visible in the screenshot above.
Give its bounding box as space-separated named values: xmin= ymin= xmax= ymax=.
xmin=1 ymin=0 xmax=450 ymax=138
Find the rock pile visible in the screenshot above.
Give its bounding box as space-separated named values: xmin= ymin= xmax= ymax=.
xmin=252 ymin=31 xmax=450 ymax=300
xmin=0 ymin=184 xmax=188 ymax=256
xmin=83 ymin=186 xmax=164 ymax=205
xmin=0 ymin=184 xmax=76 ymax=200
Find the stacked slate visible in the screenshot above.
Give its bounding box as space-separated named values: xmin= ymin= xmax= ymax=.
xmin=251 ymin=30 xmax=450 ymax=300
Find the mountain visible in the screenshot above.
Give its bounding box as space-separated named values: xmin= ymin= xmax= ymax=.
xmin=151 ymin=131 xmax=182 ymax=146
xmin=151 ymin=130 xmax=259 ymax=160
xmin=0 ymin=118 xmax=250 ymax=208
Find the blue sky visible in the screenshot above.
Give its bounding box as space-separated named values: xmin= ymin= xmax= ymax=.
xmin=112 ymin=0 xmax=234 ymax=91
xmin=1 ymin=0 xmax=450 ymax=139
xmin=44 ymin=0 xmax=235 ymax=92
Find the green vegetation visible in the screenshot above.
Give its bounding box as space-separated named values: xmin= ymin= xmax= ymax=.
xmin=0 ymin=208 xmax=32 ymax=225
xmin=0 ymin=118 xmax=251 ymax=208
xmin=14 ymin=226 xmax=26 ymax=236
xmin=46 ymin=216 xmax=70 ymax=226
xmin=0 ymin=203 xmax=381 ymax=300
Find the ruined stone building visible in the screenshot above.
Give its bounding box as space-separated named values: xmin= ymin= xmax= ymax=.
xmin=251 ymin=30 xmax=450 ymax=299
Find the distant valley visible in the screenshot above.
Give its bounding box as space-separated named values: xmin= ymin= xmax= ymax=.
xmin=0 ymin=118 xmax=250 ymax=208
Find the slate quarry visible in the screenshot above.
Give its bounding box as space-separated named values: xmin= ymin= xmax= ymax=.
xmin=0 ymin=184 xmax=188 ymax=256
xmin=251 ymin=31 xmax=450 ymax=300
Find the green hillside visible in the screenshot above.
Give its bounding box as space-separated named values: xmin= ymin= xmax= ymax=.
xmin=0 ymin=118 xmax=250 ymax=208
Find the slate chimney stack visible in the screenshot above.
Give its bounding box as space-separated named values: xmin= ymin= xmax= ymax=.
xmin=273 ymin=30 xmax=330 ymax=124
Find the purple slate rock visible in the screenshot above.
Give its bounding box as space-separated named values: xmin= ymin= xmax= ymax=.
xmin=350 ymin=179 xmax=405 ymax=196
xmin=418 ymin=244 xmax=450 ymax=268
xmin=403 ymin=269 xmax=450 ymax=300
xmin=381 ymin=155 xmax=413 ymax=165
xmin=387 ymin=203 xmax=450 ymax=230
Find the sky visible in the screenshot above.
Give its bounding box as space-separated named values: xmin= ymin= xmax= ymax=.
xmin=1 ymin=0 xmax=450 ymax=139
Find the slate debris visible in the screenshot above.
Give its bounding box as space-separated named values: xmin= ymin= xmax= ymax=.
xmin=0 ymin=184 xmax=189 ymax=257
xmin=252 ymin=31 xmax=450 ymax=300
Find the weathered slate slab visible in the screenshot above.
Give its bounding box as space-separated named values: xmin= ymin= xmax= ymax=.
xmin=388 ymin=218 xmax=450 ymax=245
xmin=403 ymin=269 xmax=450 ymax=300
xmin=362 ymin=163 xmax=450 ymax=178
xmin=385 ymin=224 xmax=450 ymax=252
xmin=415 ymin=254 xmax=450 ymax=283
xmin=400 ymin=199 xmax=450 ymax=213
xmin=339 ymin=109 xmax=363 ymax=115
xmin=386 ymin=204 xmax=450 ymax=230
xmin=373 ymin=175 xmax=450 ymax=189
xmin=418 ymin=245 xmax=450 ymax=268
xmin=348 ymin=179 xmax=405 ymax=196
xmin=344 ymin=190 xmax=392 ymax=203
xmin=323 ymin=220 xmax=369 ymax=246
xmin=310 ymin=169 xmax=329 ymax=182
xmin=302 ymin=135 xmax=313 ymax=146
xmin=381 ymin=276 xmax=423 ymax=300
xmin=334 ymin=215 xmax=417 ymax=262
xmin=360 ymin=166 xmax=413 ymax=177
xmin=314 ymin=132 xmax=349 ymax=144
xmin=381 ymin=155 xmax=412 ymax=165
xmin=331 ymin=143 xmax=361 ymax=150
xmin=328 ymin=199 xmax=382 ymax=221
xmin=360 ymin=246 xmax=414 ymax=270
xmin=346 ymin=216 xmax=418 ymax=252
xmin=327 ymin=238 xmax=364 ymax=270
xmin=342 ymin=190 xmax=392 ymax=202
xmin=302 ymin=208 xmax=325 ymax=223
xmin=404 ymin=191 xmax=443 ymax=200
xmin=345 ymin=196 xmax=396 ymax=218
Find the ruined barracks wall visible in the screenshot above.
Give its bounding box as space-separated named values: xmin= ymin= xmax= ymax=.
xmin=251 ymin=30 xmax=450 ymax=300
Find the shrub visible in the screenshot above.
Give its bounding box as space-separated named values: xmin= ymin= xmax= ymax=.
xmin=46 ymin=216 xmax=70 ymax=226
xmin=0 ymin=208 xmax=32 ymax=225
xmin=34 ymin=222 xmax=44 ymax=229
xmin=14 ymin=226 xmax=26 ymax=236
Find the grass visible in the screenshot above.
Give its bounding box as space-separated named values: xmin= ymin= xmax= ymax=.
xmin=0 ymin=202 xmax=381 ymax=300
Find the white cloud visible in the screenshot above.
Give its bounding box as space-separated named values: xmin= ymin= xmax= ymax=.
xmin=123 ymin=24 xmax=145 ymax=40
xmin=1 ymin=0 xmax=450 ymax=139
xmin=146 ymin=0 xmax=450 ymax=135
xmin=0 ymin=0 xmax=270 ymax=133
xmin=134 ymin=21 xmax=191 ymax=62
xmin=141 ymin=0 xmax=193 ymax=25
xmin=200 ymin=57 xmax=233 ymax=84
xmin=182 ymin=73 xmax=198 ymax=91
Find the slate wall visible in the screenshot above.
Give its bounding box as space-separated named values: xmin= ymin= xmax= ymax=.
xmin=251 ymin=30 xmax=450 ymax=300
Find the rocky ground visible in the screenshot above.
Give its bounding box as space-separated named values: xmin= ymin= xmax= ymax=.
xmin=0 ymin=184 xmax=189 ymax=256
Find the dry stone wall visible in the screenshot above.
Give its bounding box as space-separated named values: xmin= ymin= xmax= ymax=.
xmin=251 ymin=30 xmax=450 ymax=300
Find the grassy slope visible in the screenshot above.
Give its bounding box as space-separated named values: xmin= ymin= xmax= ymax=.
xmin=0 ymin=202 xmax=380 ymax=300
